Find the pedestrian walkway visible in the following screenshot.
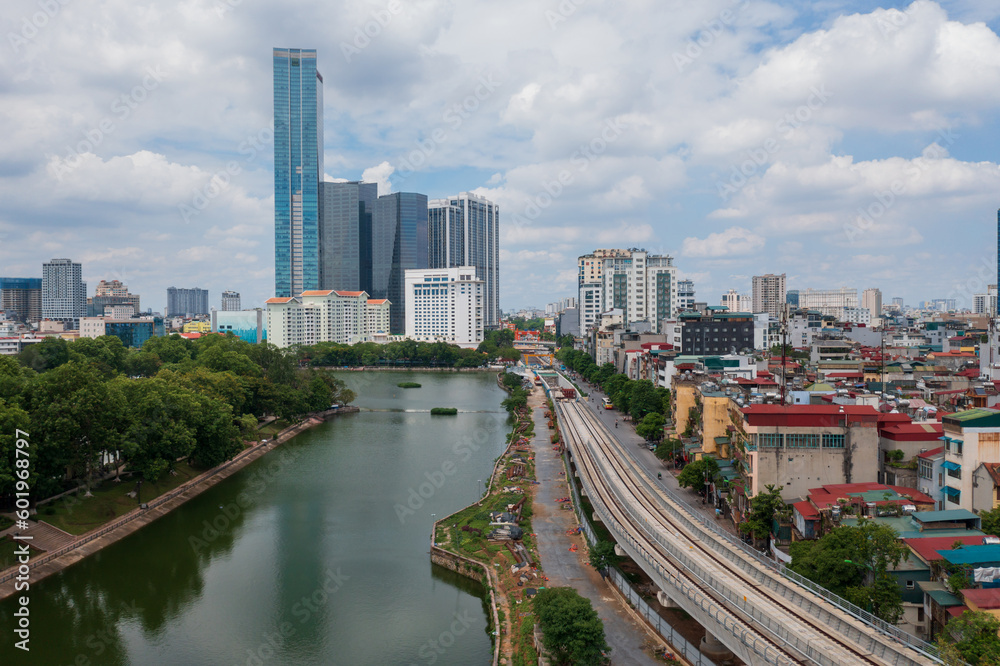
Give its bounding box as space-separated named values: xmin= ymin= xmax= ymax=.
xmin=529 ymin=390 xmax=662 ymax=666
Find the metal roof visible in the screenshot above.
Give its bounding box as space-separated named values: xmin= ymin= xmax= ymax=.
xmin=940 ymin=545 xmax=1000 ymax=566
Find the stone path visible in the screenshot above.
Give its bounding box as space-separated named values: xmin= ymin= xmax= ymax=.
xmin=0 ymin=520 xmax=75 ymax=552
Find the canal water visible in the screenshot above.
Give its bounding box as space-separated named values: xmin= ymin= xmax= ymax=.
xmin=0 ymin=371 xmax=507 ymax=665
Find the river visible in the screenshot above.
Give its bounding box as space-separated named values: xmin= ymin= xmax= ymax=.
xmin=0 ymin=370 xmax=507 ymax=665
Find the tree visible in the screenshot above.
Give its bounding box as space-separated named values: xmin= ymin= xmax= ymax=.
xmin=654 ymin=439 xmax=681 ymax=462
xmin=636 ymin=412 xmax=666 ymax=441
xmin=533 ymin=587 xmax=610 ymax=665
xmin=740 ymin=484 xmax=784 ymax=543
xmin=588 ymin=541 xmax=621 ymax=573
xmin=937 ymin=610 xmax=1000 ymax=665
xmin=628 ymin=380 xmax=661 ymax=421
xmin=978 ymin=507 xmax=1000 ymax=538
xmin=677 ymin=457 xmax=718 ymax=494
xmin=789 ymin=519 xmax=909 ymax=623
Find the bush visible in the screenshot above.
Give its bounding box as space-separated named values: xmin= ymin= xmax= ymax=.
xmin=397 ymin=382 xmax=422 ymax=388
xmin=430 ymin=407 xmax=458 ymax=415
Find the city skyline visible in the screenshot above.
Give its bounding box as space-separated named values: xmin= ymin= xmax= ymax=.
xmin=3 ymin=2 xmax=1000 ymax=314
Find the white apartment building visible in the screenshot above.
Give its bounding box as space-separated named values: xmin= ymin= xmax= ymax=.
xmin=677 ymin=279 xmax=695 ymax=311
xmin=578 ymin=248 xmax=630 ymax=335
xmin=367 ymin=298 xmax=390 ymax=335
xmin=799 ymin=287 xmax=859 ymax=319
xmin=722 ymin=289 xmax=752 ymax=313
xmin=404 ymin=266 xmax=483 ymax=346
xmin=599 ymin=250 xmax=677 ymax=334
xmin=752 ymin=274 xmax=786 ymax=318
xmin=266 ymin=290 xmax=386 ymax=348
xmin=842 ymin=307 xmax=872 ymax=324
xmin=973 ymin=285 xmax=998 ymax=315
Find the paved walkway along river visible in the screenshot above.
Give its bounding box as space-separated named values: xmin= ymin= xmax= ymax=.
xmin=528 ymin=388 xmax=662 ymax=666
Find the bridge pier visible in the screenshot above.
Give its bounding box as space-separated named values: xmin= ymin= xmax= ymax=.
xmin=656 ymin=590 xmax=680 ymax=609
xmin=700 ymin=631 xmax=735 ymax=662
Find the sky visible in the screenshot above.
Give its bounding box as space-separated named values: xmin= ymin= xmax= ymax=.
xmin=2 ymin=0 xmax=1000 ymax=315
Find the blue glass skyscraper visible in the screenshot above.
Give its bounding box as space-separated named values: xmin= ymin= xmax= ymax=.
xmin=273 ymin=48 xmax=324 ymax=297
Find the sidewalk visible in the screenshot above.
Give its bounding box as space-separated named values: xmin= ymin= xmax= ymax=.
xmin=573 ymin=379 xmax=740 ymax=538
xmin=529 ymin=389 xmax=662 ymax=666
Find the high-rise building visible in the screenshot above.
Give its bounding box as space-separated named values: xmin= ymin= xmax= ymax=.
xmin=799 ymin=288 xmax=858 ymax=319
xmin=891 ymin=297 xmax=904 ymax=309
xmin=427 ymin=192 xmax=499 ymax=328
xmin=273 ymin=47 xmax=324 ymax=297
xmin=42 ymin=258 xmax=86 ymax=325
xmin=862 ymin=288 xmax=882 ymax=319
xmin=405 ymin=266 xmax=483 ymax=346
xmin=786 ymin=289 xmax=799 ymax=307
xmin=721 ymin=289 xmax=752 ymax=313
xmin=0 ymin=278 xmax=42 ymax=322
xmin=752 ymin=273 xmax=786 ymax=318
xmin=221 ymin=290 xmax=241 ymax=311
xmin=577 ymin=248 xmax=631 ymax=334
xmin=372 ymin=192 xmax=428 ymax=334
xmin=974 ymin=286 xmax=998 ymax=315
xmin=88 ymin=279 xmax=141 ymax=317
xmin=166 ymin=287 xmax=209 ymax=317
xmin=319 ymin=181 xmax=378 ymax=292
xmin=600 ymin=250 xmax=676 ymax=333
xmin=677 ymin=279 xmax=695 ymax=311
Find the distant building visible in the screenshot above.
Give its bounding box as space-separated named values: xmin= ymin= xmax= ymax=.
xmin=212 ymin=309 xmax=266 ymax=344
xmin=42 ymin=258 xmax=86 ymax=325
xmin=405 ymin=266 xmax=483 ymax=346
xmin=578 ymin=249 xmax=630 ymax=334
xmin=80 ymin=317 xmax=165 ymax=348
xmin=680 ymin=311 xmax=755 ymax=355
xmin=166 ymin=287 xmax=209 ymax=317
xmin=427 ymin=192 xmax=499 ymax=328
xmin=0 ymin=278 xmax=42 ymax=322
xmin=600 ymin=250 xmax=677 ymax=334
xmin=221 ymin=290 xmax=241 ymax=311
xmin=862 ymin=288 xmax=882 ymax=319
xmin=786 ymin=289 xmax=799 ymax=307
xmin=677 ymin=279 xmax=695 ymax=311
xmin=372 ymin=192 xmax=428 ymax=334
xmin=721 ymin=289 xmax=751 ymax=313
xmin=752 ymin=273 xmax=786 ymax=318
xmin=973 ymin=286 xmax=997 ymax=315
xmin=319 ymin=180 xmax=377 ymax=292
xmin=265 ymin=290 xmax=384 ymax=348
xmin=89 ymin=279 xmax=140 ymax=317
xmin=799 ymin=287 xmax=858 ymax=320
xmin=556 ymin=307 xmax=580 ymax=338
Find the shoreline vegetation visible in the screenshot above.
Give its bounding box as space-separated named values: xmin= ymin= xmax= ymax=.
xmin=429 ymin=407 xmax=458 ymax=415
xmin=397 ymin=382 xmax=422 ymax=388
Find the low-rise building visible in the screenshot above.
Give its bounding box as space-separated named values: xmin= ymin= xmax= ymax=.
xmin=939 ymin=408 xmax=1000 ymax=512
xmin=266 ymin=290 xmax=383 ymax=348
xmin=79 ymin=317 xmax=165 ymax=348
xmin=212 ymin=309 xmax=267 ymax=344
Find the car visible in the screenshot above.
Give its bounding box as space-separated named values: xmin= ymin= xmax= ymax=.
xmin=330 ymin=404 xmax=341 ymax=409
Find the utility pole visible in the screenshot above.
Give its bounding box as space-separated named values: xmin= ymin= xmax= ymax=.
xmin=780 ymin=303 xmax=788 ymax=405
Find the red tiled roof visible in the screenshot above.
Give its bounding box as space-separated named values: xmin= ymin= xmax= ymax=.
xmin=947 ymin=606 xmax=969 ymax=618
xmin=367 ymin=299 xmax=388 ymax=304
xmin=334 ymin=290 xmax=365 ymax=297
xmin=265 ymin=297 xmax=295 ymax=304
xmin=917 ymin=446 xmax=945 ymax=459
xmin=300 ymin=290 xmax=334 ymax=296
xmin=903 ymin=536 xmax=987 ymax=563
xmin=962 ymin=588 xmax=1000 ymax=610
xmin=742 ymin=404 xmax=909 ymax=428
xmin=807 ymin=483 xmax=935 ymax=510
xmin=980 ymin=462 xmax=1000 ymax=487
xmin=825 ymin=372 xmax=863 ymax=378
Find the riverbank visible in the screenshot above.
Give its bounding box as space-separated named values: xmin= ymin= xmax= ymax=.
xmin=327 ymin=365 xmax=502 ymax=372
xmin=0 ymin=406 xmax=358 ymax=602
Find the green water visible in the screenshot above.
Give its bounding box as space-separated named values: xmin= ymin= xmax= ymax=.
xmin=0 ymin=371 xmax=507 ymax=665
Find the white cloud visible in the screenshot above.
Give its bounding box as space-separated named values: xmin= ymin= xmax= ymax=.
xmin=682 ymin=227 xmax=765 ymax=258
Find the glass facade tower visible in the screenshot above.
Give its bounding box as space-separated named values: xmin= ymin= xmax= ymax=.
xmin=319 ymin=181 xmax=377 ymax=292
xmin=427 ymin=193 xmax=499 ymax=327
xmin=373 ymin=192 xmax=428 ymax=334
xmin=273 ymin=48 xmax=323 ymax=297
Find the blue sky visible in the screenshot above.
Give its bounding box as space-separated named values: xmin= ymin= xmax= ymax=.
xmin=2 ymin=0 xmax=1000 ymax=314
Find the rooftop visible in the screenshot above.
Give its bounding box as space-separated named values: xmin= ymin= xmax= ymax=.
xmin=940 ymin=545 xmax=1000 ymax=566
xmin=961 ymin=588 xmax=1000 ymax=610
xmin=903 ymin=535 xmax=990 ymax=563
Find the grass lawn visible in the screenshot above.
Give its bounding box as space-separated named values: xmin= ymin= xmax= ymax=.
xmin=257 ymin=419 xmax=291 ymax=439
xmin=0 ymin=515 xmax=13 ymax=531
xmin=39 ymin=462 xmax=202 ymax=536
xmin=0 ymin=537 xmax=40 ymax=570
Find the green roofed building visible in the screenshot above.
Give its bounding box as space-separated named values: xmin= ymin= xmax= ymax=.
xmin=940 ymin=408 xmax=1000 ymax=512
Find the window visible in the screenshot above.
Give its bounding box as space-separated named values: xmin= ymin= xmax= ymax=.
xmin=906 ymin=580 xmax=915 ymax=590
xmin=823 ymin=434 xmax=845 ymax=449
xmin=760 ymin=433 xmax=782 ymax=448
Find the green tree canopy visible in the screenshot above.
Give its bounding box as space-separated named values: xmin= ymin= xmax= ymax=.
xmin=677 ymin=457 xmax=718 ymax=494
xmin=937 ymin=610 xmax=1000 ymax=665
xmin=636 ymin=412 xmax=666 ymax=441
xmin=533 ymin=587 xmax=610 ymax=666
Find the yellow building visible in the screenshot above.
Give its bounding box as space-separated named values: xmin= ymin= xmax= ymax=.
xmin=671 ymin=380 xmax=698 ymax=440
xmin=182 ymin=321 xmax=212 ymax=333
xmin=699 ymin=392 xmax=731 ymax=458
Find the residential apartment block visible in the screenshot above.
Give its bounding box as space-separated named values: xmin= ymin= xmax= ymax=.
xmin=752 ymin=273 xmax=786 ymax=318
xmin=265 ymin=290 xmax=389 ymax=348
xmin=799 ymin=287 xmax=859 ymax=320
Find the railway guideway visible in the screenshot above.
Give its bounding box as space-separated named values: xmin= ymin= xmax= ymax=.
xmin=556 ymin=400 xmax=939 ymax=666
